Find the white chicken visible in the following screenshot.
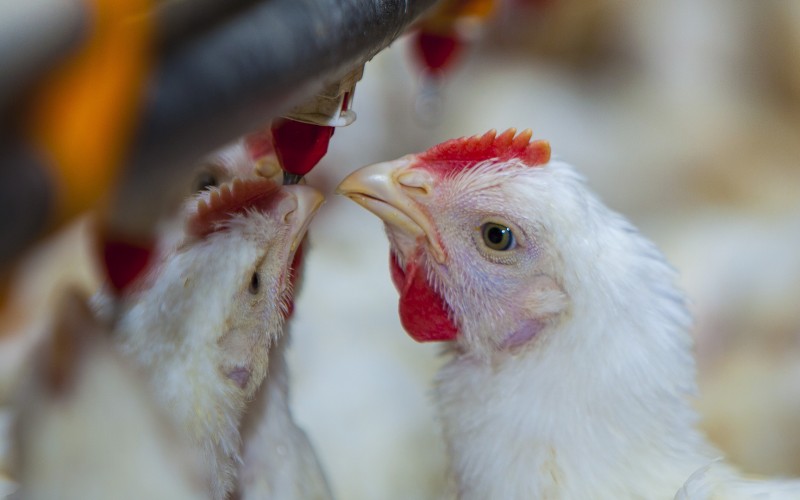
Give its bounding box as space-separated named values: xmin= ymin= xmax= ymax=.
xmin=337 ymin=128 xmax=800 ymax=499
xmin=94 ymin=137 xmax=330 ymax=499
xmin=235 ymin=332 xmax=334 ymax=500
xmin=11 ymin=290 xmax=207 ymax=499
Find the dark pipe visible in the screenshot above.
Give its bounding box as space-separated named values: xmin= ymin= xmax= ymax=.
xmin=0 ymin=142 xmax=55 ymax=272
xmin=111 ymin=0 xmax=437 ymax=237
xmin=153 ymin=0 xmax=269 ymax=49
xmin=0 ymin=0 xmax=88 ymax=117
xmin=0 ymin=0 xmax=437 ymax=269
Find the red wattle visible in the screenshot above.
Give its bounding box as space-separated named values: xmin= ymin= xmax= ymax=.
xmin=270 ymin=118 xmax=334 ymax=176
xmin=101 ymin=234 xmax=154 ymax=294
xmin=390 ymin=253 xmax=458 ymax=342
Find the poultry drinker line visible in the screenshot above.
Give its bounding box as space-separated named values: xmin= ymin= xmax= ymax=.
xmin=411 ymin=0 xmax=497 ymax=125
xmin=272 ymin=65 xmax=363 ymax=185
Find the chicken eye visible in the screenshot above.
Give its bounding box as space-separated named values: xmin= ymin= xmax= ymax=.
xmin=481 ymin=223 xmax=515 ymax=251
xmin=194 ymin=172 xmax=218 ymax=192
xmin=249 ymin=272 xmax=260 ymax=294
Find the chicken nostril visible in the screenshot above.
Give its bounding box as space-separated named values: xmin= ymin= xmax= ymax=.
xmin=278 ymin=195 xmax=299 ymax=223
xmin=396 ymin=170 xmax=433 ymax=196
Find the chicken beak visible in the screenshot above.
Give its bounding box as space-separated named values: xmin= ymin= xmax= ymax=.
xmin=336 ymin=158 xmax=446 ymax=263
xmin=282 ymin=185 xmax=324 ymax=253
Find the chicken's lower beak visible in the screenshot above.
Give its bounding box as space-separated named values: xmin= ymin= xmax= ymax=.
xmin=282 ymin=185 xmax=324 ymax=253
xmin=336 ymin=159 xmax=446 ymax=263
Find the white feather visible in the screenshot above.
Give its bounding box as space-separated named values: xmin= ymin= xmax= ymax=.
xmin=382 ymin=158 xmax=800 ymax=499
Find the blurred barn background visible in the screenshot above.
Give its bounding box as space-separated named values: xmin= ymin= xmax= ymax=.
xmin=2 ymin=0 xmax=800 ymax=498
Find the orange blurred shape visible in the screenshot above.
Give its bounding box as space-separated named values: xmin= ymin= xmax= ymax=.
xmin=421 ymin=0 xmax=497 ymax=33
xmin=27 ymin=0 xmax=152 ymax=224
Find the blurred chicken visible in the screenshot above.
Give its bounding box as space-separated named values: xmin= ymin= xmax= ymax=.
xmin=94 ymin=136 xmax=328 ymax=499
xmin=337 ymin=129 xmax=800 ymax=499
xmin=225 ymin=134 xmax=334 ymax=500
xmin=11 ymin=290 xmax=206 ymax=499
xmin=235 ymin=331 xmax=334 ymax=500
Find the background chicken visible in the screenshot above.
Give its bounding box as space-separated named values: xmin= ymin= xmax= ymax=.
xmin=337 ymin=129 xmax=800 ymax=499
xmin=10 ymin=290 xmax=207 ymax=499
xmin=223 ymin=133 xmax=334 ymax=500
xmin=235 ymin=332 xmax=334 ymax=500
xmin=1 ymin=135 xmax=331 ymax=499
xmin=93 ymin=137 xmax=328 ymax=499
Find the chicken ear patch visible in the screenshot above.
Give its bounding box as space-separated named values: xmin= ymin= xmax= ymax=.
xmin=390 ymin=253 xmax=458 ymax=342
xmin=416 ymin=128 xmax=551 ymax=177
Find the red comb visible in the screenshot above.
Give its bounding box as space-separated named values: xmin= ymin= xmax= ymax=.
xmin=416 ymin=129 xmax=550 ymax=176
xmin=188 ymin=178 xmax=282 ymax=238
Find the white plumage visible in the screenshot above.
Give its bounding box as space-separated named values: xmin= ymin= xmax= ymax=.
xmin=4 ymin=138 xmax=330 ymax=500
xmin=338 ymin=129 xmax=800 ymax=499
xmin=11 ymin=291 xmax=208 ymax=499
xmin=102 ymin=140 xmax=329 ymax=499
